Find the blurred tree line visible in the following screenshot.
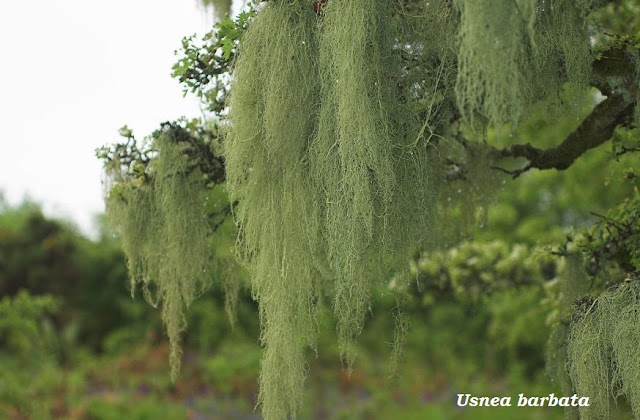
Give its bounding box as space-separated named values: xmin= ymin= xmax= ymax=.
xmin=0 ymin=189 xmax=575 ymax=419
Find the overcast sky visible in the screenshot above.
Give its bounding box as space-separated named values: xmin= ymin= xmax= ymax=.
xmin=0 ymin=0 xmax=229 ymax=237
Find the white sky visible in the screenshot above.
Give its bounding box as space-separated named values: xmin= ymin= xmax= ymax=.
xmin=0 ymin=0 xmax=227 ymax=237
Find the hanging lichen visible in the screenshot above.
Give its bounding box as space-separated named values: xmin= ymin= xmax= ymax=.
xmin=314 ymin=0 xmax=432 ymax=361
xmin=224 ymin=0 xmax=434 ymax=417
xmin=455 ymin=0 xmax=537 ymax=127
xmin=313 ymin=0 xmax=395 ymax=359
xmin=224 ymin=2 xmax=323 ymax=418
xmin=105 ymin=130 xmax=212 ymax=380
xmin=543 ymin=0 xmax=595 ymax=95
xmin=567 ymin=276 xmax=640 ymax=420
xmin=454 ymin=0 xmax=596 ymax=128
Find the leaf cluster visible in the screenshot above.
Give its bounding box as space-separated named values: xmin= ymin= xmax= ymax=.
xmin=551 ymin=168 xmax=640 ymax=288
xmin=411 ymin=240 xmax=556 ymax=303
xmin=97 ymin=120 xmax=225 ymax=189
xmin=171 ymin=11 xmax=252 ymax=114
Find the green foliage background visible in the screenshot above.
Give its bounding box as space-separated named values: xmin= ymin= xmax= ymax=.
xmin=0 ymin=197 xmax=570 ymax=419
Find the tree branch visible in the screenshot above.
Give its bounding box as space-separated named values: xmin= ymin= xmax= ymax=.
xmin=495 ymin=93 xmax=635 ymax=178
xmin=491 ymin=41 xmax=638 ymax=178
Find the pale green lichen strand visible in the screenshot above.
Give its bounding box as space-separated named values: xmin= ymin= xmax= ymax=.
xmin=105 ymin=135 xmax=212 ymax=380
